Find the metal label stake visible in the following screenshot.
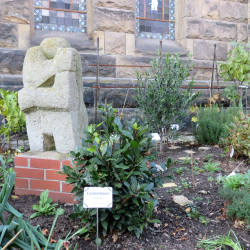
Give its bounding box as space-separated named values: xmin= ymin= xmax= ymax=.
xmin=96 ymin=208 xmax=99 ymax=250
xmin=83 ymin=187 xmax=113 ymax=250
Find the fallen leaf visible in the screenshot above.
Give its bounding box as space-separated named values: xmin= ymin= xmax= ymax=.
xmin=202 ymin=234 xmax=206 ymax=240
xmin=63 ymin=241 xmax=70 ymax=250
xmin=162 ymin=183 xmax=177 ymax=188
xmin=11 ymin=195 xmax=19 ymax=199
xmin=176 ymin=227 xmax=185 ymax=232
xmin=164 ymin=223 xmax=168 ymax=227
xmin=181 ymin=237 xmax=189 ymax=241
xmin=42 ymin=229 xmax=49 ymax=235
xmin=185 ymin=207 xmax=191 ymax=212
xmin=112 ymin=234 xmax=118 ymax=243
xmin=234 ymin=220 xmax=245 ymax=228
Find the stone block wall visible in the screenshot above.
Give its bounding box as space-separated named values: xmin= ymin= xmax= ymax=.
xmin=0 ymin=0 xmax=250 ymax=125
xmin=179 ymin=0 xmax=249 ymax=82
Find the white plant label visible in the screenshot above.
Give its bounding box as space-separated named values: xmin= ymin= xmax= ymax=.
xmin=83 ymin=187 xmax=113 ymax=208
xmin=151 ymin=133 xmax=161 ymax=141
xmin=230 ymin=147 xmax=234 ymax=158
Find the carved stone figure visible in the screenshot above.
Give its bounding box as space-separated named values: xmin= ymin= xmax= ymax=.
xmin=19 ymin=37 xmax=88 ymax=153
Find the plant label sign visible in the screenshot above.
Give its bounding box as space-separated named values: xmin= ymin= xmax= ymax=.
xmin=83 ymin=187 xmax=113 ymax=208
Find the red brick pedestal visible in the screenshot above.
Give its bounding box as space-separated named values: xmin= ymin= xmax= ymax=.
xmin=14 ymin=151 xmax=76 ymax=204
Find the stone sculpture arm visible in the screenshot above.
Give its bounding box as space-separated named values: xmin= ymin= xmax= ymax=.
xmin=22 ymin=47 xmax=76 ymax=89
xmin=19 ymin=48 xmax=78 ymax=111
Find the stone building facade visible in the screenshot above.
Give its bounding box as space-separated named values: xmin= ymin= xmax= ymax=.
xmin=0 ymin=0 xmax=249 ymax=123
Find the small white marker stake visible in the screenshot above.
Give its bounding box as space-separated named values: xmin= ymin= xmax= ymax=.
xmin=83 ymin=187 xmax=113 ymax=250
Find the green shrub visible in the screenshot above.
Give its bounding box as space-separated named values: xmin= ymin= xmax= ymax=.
xmin=136 ymin=51 xmax=200 ymax=152
xmin=221 ymin=170 xmax=250 ymax=190
xmin=219 ymin=186 xmax=250 ymax=224
xmin=193 ymin=104 xmax=240 ymax=145
xmin=0 ymin=89 xmax=26 ymax=142
xmin=60 ymin=104 xmax=173 ymax=238
xmin=222 ymin=114 xmax=250 ymax=160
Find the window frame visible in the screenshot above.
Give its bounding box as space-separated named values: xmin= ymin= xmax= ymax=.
xmin=136 ymin=0 xmax=175 ymax=40
xmin=34 ymin=0 xmax=87 ymax=33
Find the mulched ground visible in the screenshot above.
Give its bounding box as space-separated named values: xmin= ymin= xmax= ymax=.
xmin=3 ymin=141 xmax=250 ymax=250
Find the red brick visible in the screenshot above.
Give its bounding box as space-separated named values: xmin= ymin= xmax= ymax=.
xmin=14 ymin=156 xmax=28 ymax=167
xmin=15 ymin=178 xmax=28 ymax=188
xmin=30 ymin=158 xmax=60 ymax=170
xmin=62 ymin=160 xmax=72 ymax=168
xmin=46 ymin=170 xmax=67 ymax=181
xmin=30 ymin=179 xmax=60 ymax=191
xmin=15 ymin=188 xmax=76 ymax=204
xmin=15 ymin=167 xmax=44 ymax=179
xmin=62 ymin=182 xmax=74 ymax=193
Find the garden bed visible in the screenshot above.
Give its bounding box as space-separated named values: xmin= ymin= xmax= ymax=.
xmin=4 ymin=142 xmax=250 ymax=250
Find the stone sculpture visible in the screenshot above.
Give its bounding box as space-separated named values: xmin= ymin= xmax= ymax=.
xmin=19 ymin=37 xmax=88 ymax=154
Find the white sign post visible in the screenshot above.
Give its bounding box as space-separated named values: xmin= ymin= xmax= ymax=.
xmin=83 ymin=187 xmax=113 ymax=250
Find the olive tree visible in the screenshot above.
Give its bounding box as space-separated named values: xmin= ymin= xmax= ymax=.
xmin=135 ymin=51 xmax=200 ymax=152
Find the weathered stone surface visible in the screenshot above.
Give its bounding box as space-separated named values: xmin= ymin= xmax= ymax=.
xmin=220 ymin=1 xmax=248 ymax=23
xmin=93 ymin=7 xmax=135 ymax=34
xmin=204 ymin=20 xmax=237 ymax=42
xmin=193 ymin=40 xmax=228 ymax=61
xmin=183 ymin=17 xmax=203 ymax=39
xmin=225 ymin=0 xmax=247 ymax=3
xmin=81 ymin=53 xmax=116 ymax=77
xmin=183 ymin=0 xmax=203 ymax=18
xmin=93 ymin=0 xmax=135 ymax=10
xmin=18 ymin=24 xmax=30 ymax=49
xmin=237 ymin=23 xmax=248 ymax=43
xmin=19 ymin=38 xmax=88 ymax=153
xmin=202 ymin=0 xmax=220 ymax=20
xmin=126 ymin=34 xmax=135 ymax=55
xmin=105 ymin=32 xmax=126 ymax=55
xmin=99 ymin=88 xmax=137 ymax=108
xmin=1 ymin=0 xmax=30 ymax=24
xmin=189 ymin=60 xmax=214 ymax=80
xmin=0 ymin=49 xmax=26 ymax=74
xmin=116 ymin=56 xmax=151 ymax=78
xmin=173 ymin=195 xmax=193 ymax=206
xmin=0 ymin=23 xmax=18 ymax=48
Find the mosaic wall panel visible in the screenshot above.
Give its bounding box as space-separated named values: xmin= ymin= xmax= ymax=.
xmin=136 ymin=0 xmax=175 ymax=40
xmin=34 ymin=0 xmax=87 ymax=33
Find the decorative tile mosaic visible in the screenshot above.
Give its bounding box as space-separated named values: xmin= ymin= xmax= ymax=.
xmin=34 ymin=0 xmax=87 ymax=33
xmin=136 ymin=0 xmax=175 ymax=40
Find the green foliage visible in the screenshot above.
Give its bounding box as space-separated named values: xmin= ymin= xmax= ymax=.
xmin=193 ymin=104 xmax=240 ymax=145
xmin=175 ymin=167 xmax=184 ymax=175
xmin=181 ymin=156 xmax=191 ymax=165
xmin=60 ymin=104 xmax=173 ymax=238
xmin=199 ymin=230 xmax=244 ymax=250
xmin=219 ymin=186 xmax=250 ymax=225
xmin=181 ymin=178 xmax=192 ymax=189
xmin=136 ymin=51 xmax=200 ymax=151
xmin=203 ymin=161 xmax=221 ymax=173
xmin=207 ymin=176 xmax=214 ymax=182
xmin=222 ymin=114 xmax=250 ymax=160
xmin=221 ymin=170 xmax=250 ymax=190
xmin=199 ymin=216 xmax=210 ymax=225
xmin=219 ymin=42 xmax=250 ymax=86
xmin=30 ymin=189 xmax=62 ymax=218
xmin=222 ymin=84 xmax=241 ymax=104
xmin=0 ymin=89 xmax=26 ymax=142
xmin=203 ymin=154 xmax=213 ymax=162
xmin=186 ymin=204 xmax=200 ymax=219
xmin=0 ymin=171 xmax=77 ymax=250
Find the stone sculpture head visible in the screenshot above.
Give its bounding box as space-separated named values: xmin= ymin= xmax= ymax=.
xmin=40 ymin=37 xmax=71 ymax=59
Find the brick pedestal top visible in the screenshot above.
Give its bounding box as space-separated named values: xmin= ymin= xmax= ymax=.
xmin=14 ymin=151 xmax=76 ymax=204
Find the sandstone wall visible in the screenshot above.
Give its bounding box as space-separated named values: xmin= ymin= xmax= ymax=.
xmin=0 ymin=0 xmax=250 ymax=126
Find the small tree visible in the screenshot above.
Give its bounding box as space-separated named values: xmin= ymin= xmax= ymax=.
xmin=135 ymin=51 xmax=200 ymax=152
xmin=219 ymin=42 xmax=250 ymax=107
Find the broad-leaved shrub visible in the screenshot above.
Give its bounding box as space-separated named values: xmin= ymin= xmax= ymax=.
xmin=60 ymin=104 xmax=172 ymax=237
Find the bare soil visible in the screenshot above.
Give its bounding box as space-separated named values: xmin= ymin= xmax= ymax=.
xmin=4 ymin=142 xmax=250 ymax=250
